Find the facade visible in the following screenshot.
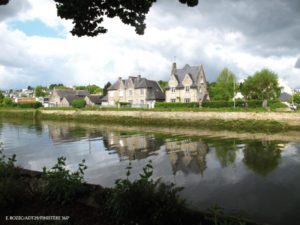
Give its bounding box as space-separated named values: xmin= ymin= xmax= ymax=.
xmin=49 ymin=89 xmax=89 ymax=107
xmin=165 ymin=63 xmax=209 ymax=103
xmin=107 ymin=75 xmax=165 ymax=108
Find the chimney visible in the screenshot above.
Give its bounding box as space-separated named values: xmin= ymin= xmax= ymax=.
xmin=137 ymin=75 xmax=141 ymax=79
xmin=118 ymin=77 xmax=122 ymax=81
xmin=171 ymin=62 xmax=176 ymax=75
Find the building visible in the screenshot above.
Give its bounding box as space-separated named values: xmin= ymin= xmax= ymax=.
xmin=165 ymin=63 xmax=209 ymax=103
xmin=14 ymin=97 xmax=36 ymax=103
xmin=49 ymin=89 xmax=89 ymax=107
xmin=84 ymin=95 xmax=103 ymax=106
xmin=107 ymin=75 xmax=165 ymax=108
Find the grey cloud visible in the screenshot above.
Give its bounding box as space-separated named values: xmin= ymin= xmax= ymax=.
xmin=0 ymin=0 xmax=31 ymax=21
xmin=151 ymin=0 xmax=300 ymax=57
xmin=295 ymin=58 xmax=300 ymax=69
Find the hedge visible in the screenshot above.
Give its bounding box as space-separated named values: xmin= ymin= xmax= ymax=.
xmin=155 ymin=102 xmax=199 ymax=108
xmin=202 ymin=100 xmax=264 ymax=108
xmin=17 ymin=102 xmax=43 ymax=109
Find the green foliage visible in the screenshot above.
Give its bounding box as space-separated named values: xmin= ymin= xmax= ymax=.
xmin=241 ymin=68 xmax=281 ymax=101
xmin=106 ymin=161 xmax=187 ymax=225
xmin=158 ymin=80 xmax=168 ymax=91
xmin=155 ymin=102 xmax=199 ymax=108
xmin=75 ymin=84 xmax=102 ymax=94
xmin=49 ymin=83 xmax=68 ymax=90
xmin=17 ymin=102 xmax=43 ymax=108
xmin=291 ymin=93 xmax=300 ymax=104
xmin=268 ymin=100 xmax=287 ymax=109
xmin=35 ymin=85 xmax=47 ymax=97
xmin=72 ymin=99 xmax=86 ymax=108
xmin=42 ymin=157 xmax=88 ymax=205
xmin=210 ymin=68 xmax=237 ymax=100
xmin=202 ymin=100 xmax=263 ymax=108
xmin=0 ymin=92 xmax=4 ymax=103
xmin=52 ymin=0 xmax=198 ymax=37
xmin=2 ymin=97 xmax=12 ymax=106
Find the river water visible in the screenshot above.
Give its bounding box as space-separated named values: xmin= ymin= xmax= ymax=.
xmin=1 ymin=118 xmax=300 ymax=225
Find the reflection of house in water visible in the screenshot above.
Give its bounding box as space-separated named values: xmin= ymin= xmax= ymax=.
xmin=102 ymin=131 xmax=164 ymax=161
xmin=166 ymin=139 xmax=209 ymax=175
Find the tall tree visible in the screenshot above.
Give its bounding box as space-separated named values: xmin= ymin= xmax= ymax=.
xmin=241 ymin=69 xmax=281 ymax=102
xmin=35 ymin=86 xmax=47 ymax=97
xmin=102 ymin=82 xmax=111 ymax=97
xmin=1 ymin=0 xmax=199 ymax=36
xmin=210 ymin=68 xmax=237 ymax=101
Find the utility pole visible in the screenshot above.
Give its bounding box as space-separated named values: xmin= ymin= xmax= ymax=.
xmin=233 ymin=79 xmax=236 ymax=108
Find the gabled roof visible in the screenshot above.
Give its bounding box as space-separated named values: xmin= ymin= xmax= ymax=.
xmin=279 ymin=92 xmax=291 ymax=102
xmin=175 ymin=64 xmax=200 ymax=84
xmin=86 ymin=95 xmax=102 ymax=104
xmin=54 ymin=89 xmax=89 ymax=98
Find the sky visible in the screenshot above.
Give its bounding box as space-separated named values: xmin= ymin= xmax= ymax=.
xmin=0 ymin=0 xmax=300 ymax=90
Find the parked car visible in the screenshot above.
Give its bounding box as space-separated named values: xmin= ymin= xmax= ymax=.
xmin=290 ymin=103 xmax=298 ymax=111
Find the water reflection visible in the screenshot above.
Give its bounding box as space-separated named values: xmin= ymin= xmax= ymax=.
xmin=243 ymin=141 xmax=283 ymax=176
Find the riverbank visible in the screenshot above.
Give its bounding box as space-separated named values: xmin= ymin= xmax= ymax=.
xmin=1 ymin=108 xmax=300 ymax=132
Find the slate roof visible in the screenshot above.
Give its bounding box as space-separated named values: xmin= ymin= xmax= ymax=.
xmin=55 ymin=90 xmax=89 ymax=98
xmin=107 ymin=76 xmax=165 ymax=100
xmin=168 ymin=64 xmax=205 ymax=89
xmin=101 ymin=95 xmax=108 ymax=102
xmin=86 ymin=95 xmax=102 ymax=104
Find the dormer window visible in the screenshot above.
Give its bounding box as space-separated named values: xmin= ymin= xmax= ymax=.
xmin=171 ymin=87 xmax=176 ymax=93
xmin=185 ymin=86 xmax=190 ymax=92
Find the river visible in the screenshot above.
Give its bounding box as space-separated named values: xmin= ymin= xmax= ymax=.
xmin=1 ymin=118 xmax=300 ymax=225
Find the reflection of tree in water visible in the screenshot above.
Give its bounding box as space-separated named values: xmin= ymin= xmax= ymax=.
xmin=243 ymin=141 xmax=282 ymax=176
xmin=166 ymin=139 xmax=209 ymax=175
xmin=213 ymin=138 xmax=239 ymax=168
xmin=102 ymin=131 xmax=163 ymax=161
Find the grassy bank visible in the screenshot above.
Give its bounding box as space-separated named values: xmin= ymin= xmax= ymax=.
xmin=0 ymin=109 xmax=293 ymax=133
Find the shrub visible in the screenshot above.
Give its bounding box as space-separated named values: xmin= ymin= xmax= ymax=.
xmin=202 ymin=100 xmax=263 ymax=108
xmin=42 ymin=157 xmax=88 ymax=205
xmin=72 ymin=99 xmax=86 ymax=108
xmin=268 ymin=100 xmax=288 ymax=109
xmin=2 ymin=97 xmax=12 ymax=106
xmin=155 ymin=102 xmax=199 ymax=108
xmin=105 ymin=161 xmax=187 ymax=225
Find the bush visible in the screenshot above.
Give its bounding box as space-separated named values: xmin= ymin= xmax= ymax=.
xmin=202 ymin=100 xmax=263 ymax=108
xmin=155 ymin=102 xmax=199 ymax=108
xmin=105 ymin=161 xmax=187 ymax=225
xmin=268 ymin=100 xmax=288 ymax=109
xmin=17 ymin=102 xmax=43 ymax=108
xmin=72 ymin=99 xmax=86 ymax=108
xmin=42 ymin=157 xmax=88 ymax=205
xmin=2 ymin=97 xmax=12 ymax=106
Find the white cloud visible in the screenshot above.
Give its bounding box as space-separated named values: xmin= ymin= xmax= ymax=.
xmin=0 ymin=0 xmax=300 ymax=90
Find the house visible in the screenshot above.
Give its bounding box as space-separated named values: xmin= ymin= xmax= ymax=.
xmin=84 ymin=95 xmax=103 ymax=106
xmin=165 ymin=63 xmax=209 ymax=103
xmin=36 ymin=97 xmax=49 ymax=107
xmin=107 ymin=75 xmax=165 ymax=108
xmin=14 ymin=97 xmax=36 ymax=103
xmin=49 ymin=89 xmax=89 ymax=107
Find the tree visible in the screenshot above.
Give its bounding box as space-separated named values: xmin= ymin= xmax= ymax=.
xmin=1 ymin=0 xmax=198 ymax=37
xmin=35 ymin=86 xmax=47 ymax=97
xmin=0 ymin=92 xmax=4 ymax=103
xmin=241 ymin=69 xmax=281 ymax=103
xmin=210 ymin=68 xmax=237 ymax=101
xmin=49 ymin=83 xmax=68 ymax=90
xmin=158 ymin=80 xmax=168 ymax=91
xmin=290 ymin=93 xmax=300 ymax=104
xmin=72 ymin=99 xmax=86 ymax=108
xmin=75 ymin=85 xmax=102 ymax=94
xmin=102 ymin=82 xmax=111 ymax=97
xmin=0 ymin=0 xmax=9 ymax=5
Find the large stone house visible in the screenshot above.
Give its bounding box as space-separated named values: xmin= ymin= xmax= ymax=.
xmin=107 ymin=75 xmax=165 ymax=108
xmin=165 ymin=63 xmax=209 ymax=103
xmin=49 ymin=89 xmax=89 ymax=107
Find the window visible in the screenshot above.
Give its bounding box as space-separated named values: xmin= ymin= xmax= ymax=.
xmin=184 ymin=98 xmax=190 ymax=103
xmin=140 ymin=89 xmax=144 ymax=95
xmin=171 ymin=87 xmax=176 ymax=93
xmin=129 ymin=90 xmax=133 ymax=96
xmin=171 ymin=99 xmax=176 ymax=102
xmin=185 ymin=86 xmax=190 ymax=92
